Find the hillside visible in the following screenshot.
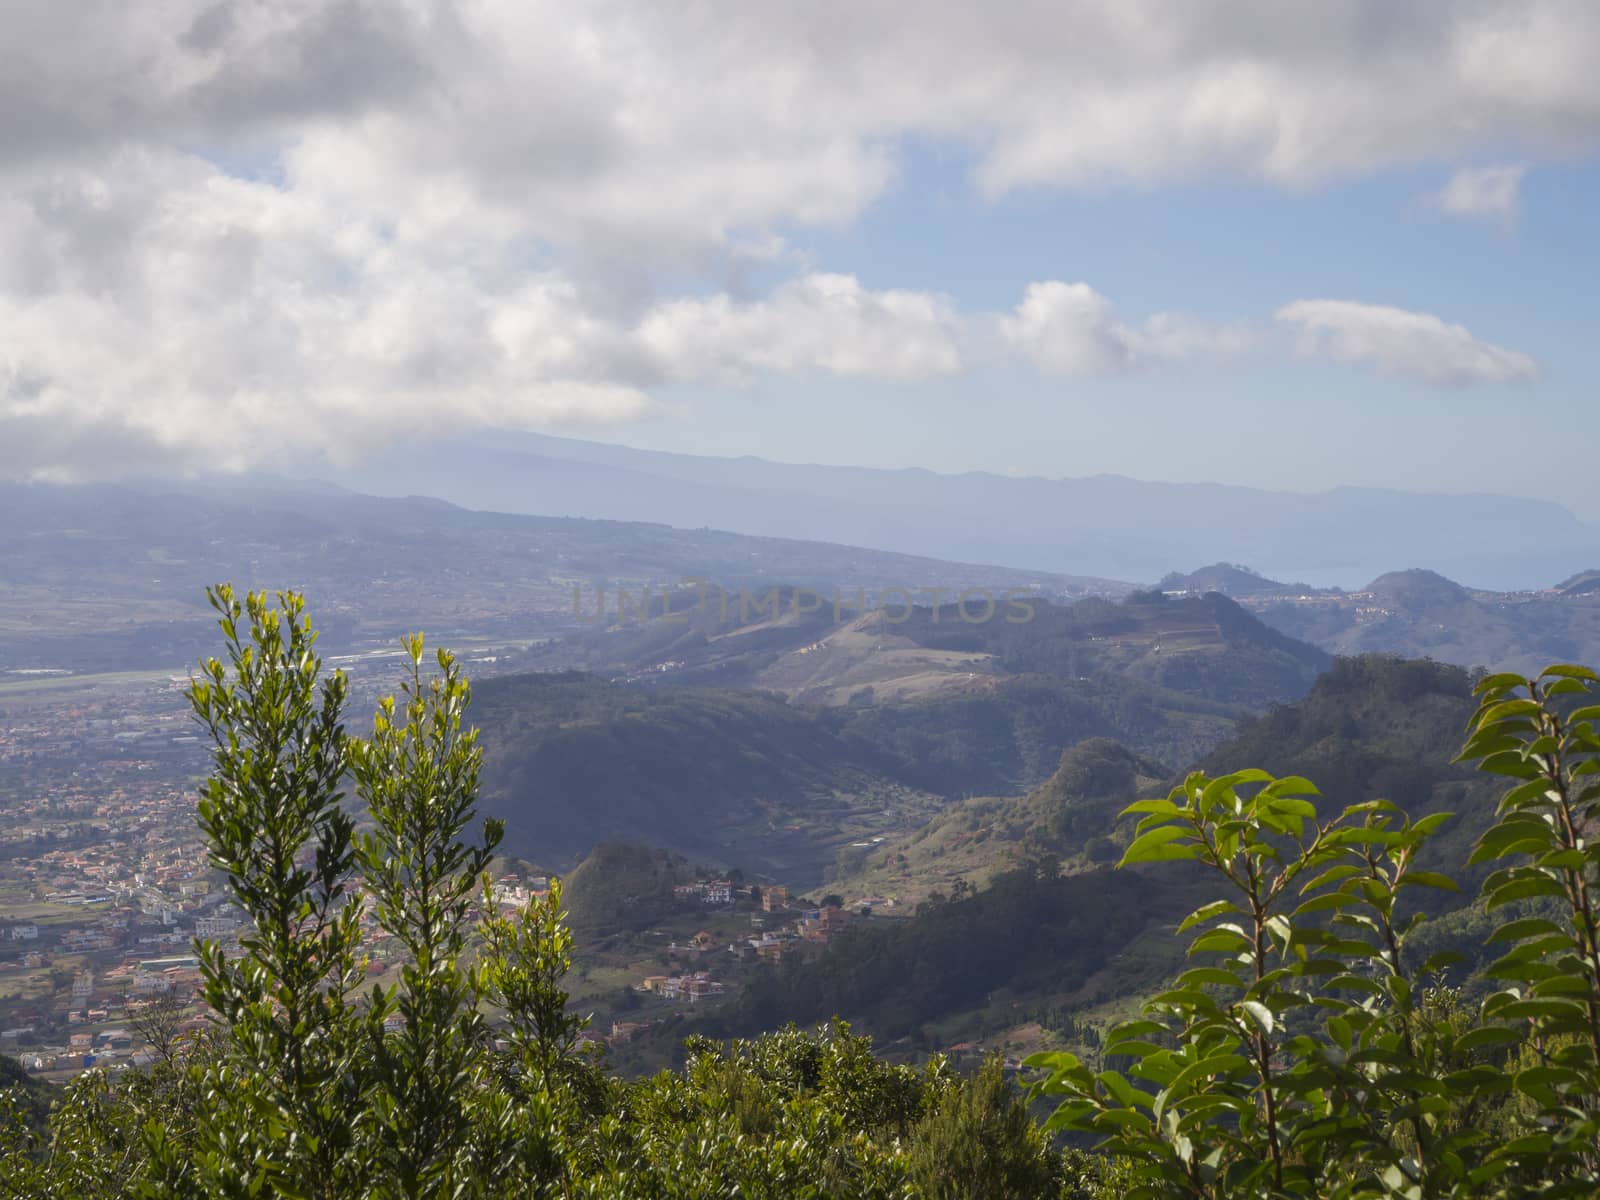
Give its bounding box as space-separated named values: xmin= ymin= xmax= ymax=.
xmin=883 ymin=592 xmax=1329 ymax=707
xmin=720 ymin=860 xmax=1180 ymax=1044
xmin=472 ymin=670 xmax=1247 ymax=879
xmin=1556 ymin=569 xmax=1600 ymax=596
xmin=832 ymin=675 xmax=1237 ymax=795
xmin=778 ymin=655 xmax=1498 ymax=1049
xmin=471 ymin=673 xmax=924 ymax=880
xmin=1156 ymin=563 xmax=1320 ymax=597
xmin=1248 ymin=568 xmax=1600 ymax=674
xmin=830 ymin=738 xmax=1172 ymax=904
xmin=840 ymin=655 xmax=1492 ymax=905
xmin=530 ymin=588 xmax=1330 ymax=710
xmin=472 ymin=588 xmax=1328 ymax=877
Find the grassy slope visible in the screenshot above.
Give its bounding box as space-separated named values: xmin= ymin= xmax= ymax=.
xmin=717 ymin=655 xmax=1497 ymax=1054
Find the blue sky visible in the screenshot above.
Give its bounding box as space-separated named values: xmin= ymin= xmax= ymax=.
xmin=592 ymin=147 xmax=1598 ymax=514
xmin=3 ymin=1 xmax=1597 ymax=518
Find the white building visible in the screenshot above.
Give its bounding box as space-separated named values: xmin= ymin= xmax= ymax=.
xmin=194 ymin=914 xmax=240 ymax=939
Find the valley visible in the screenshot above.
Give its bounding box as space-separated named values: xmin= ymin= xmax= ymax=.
xmin=1 ymin=480 xmax=1594 ymax=1091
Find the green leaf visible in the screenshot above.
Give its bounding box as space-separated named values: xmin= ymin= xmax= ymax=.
xmin=1177 ymin=966 xmax=1244 ymax=990
xmin=1178 ymin=899 xmax=1244 ymax=933
xmin=1486 ymin=875 xmax=1568 ymax=909
xmin=1469 ymin=819 xmax=1555 ymax=864
xmin=1238 ymin=1000 xmax=1275 ymax=1035
xmin=1475 ymin=752 xmax=1543 ymax=781
xmin=1120 ymin=825 xmax=1198 ymax=866
xmin=1538 ymin=664 xmax=1600 ymax=682
xmin=1098 ymin=1070 xmax=1154 ymax=1110
xmin=1397 ymin=871 xmax=1458 ymax=891
xmin=1188 ymin=927 xmax=1254 ymax=955
xmin=1164 ymin=1053 xmax=1250 ymax=1099
xmin=1455 ymin=1025 xmax=1523 ymax=1054
xmin=1474 ymin=672 xmax=1531 ymax=693
xmin=1123 ymin=798 xmax=1184 ymax=817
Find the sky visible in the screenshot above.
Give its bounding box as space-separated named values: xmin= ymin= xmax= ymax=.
xmin=3 ymin=2 xmax=1599 ymax=514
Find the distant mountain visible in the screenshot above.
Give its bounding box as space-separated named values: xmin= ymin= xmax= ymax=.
xmin=0 ymin=479 xmax=1121 ymax=674
xmin=1556 ymin=569 xmax=1600 ymax=597
xmin=1246 ymin=567 xmax=1600 ymax=674
xmin=334 ymin=431 xmax=1600 ymax=589
xmin=1363 ymin=568 xmax=1471 ymax=610
xmin=531 ymin=587 xmax=1329 ymax=711
xmin=1157 ymin=563 xmax=1322 ymax=597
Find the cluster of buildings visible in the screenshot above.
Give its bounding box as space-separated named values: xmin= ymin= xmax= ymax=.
xmin=620 ymin=881 xmax=898 ymax=1028
xmin=636 ymin=970 xmax=726 ymax=1004
xmin=489 ymin=874 xmax=550 ymax=908
xmin=672 ymin=879 xmax=736 ymax=906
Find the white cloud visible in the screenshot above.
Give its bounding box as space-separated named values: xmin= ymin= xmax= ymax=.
xmin=639 ymin=275 xmax=962 ymax=383
xmin=1 ymin=2 xmax=1596 ymax=475
xmin=1275 ymin=299 xmax=1537 ymax=386
xmin=998 ymin=282 xmax=1248 ymax=375
xmin=1429 ymin=164 xmax=1527 ymax=227
xmin=0 ymin=149 xmax=965 ymax=477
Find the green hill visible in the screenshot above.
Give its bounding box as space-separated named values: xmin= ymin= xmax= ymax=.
xmin=854 ymin=591 xmax=1329 ymax=708
xmin=724 ymin=859 xmax=1176 ymax=1044
xmin=830 ymin=738 xmax=1172 ymax=904
xmin=474 ymin=670 xmax=1254 ymax=879
xmin=529 ymin=588 xmax=1330 ymax=709
xmin=472 ymin=591 xmax=1328 ymax=881
xmin=472 ymin=672 xmax=916 ymax=880
xmin=747 ymin=655 xmax=1499 ymax=1047
xmin=560 ymin=841 xmax=695 ymax=933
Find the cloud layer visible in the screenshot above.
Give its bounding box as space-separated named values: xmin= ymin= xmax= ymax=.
xmin=0 ymin=1 xmax=1585 ymax=476
xmin=1276 ymin=300 xmax=1539 ymax=386
xmin=999 ymin=282 xmax=1250 ymax=375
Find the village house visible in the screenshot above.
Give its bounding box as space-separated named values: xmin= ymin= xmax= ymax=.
xmin=684 ymin=976 xmax=725 ymax=1004
xmin=673 ymin=880 xmax=734 ymax=906
xmin=131 ymin=971 xmax=172 ymax=995
xmin=636 ymin=970 xmax=726 ymax=1004
xmin=490 ymin=877 xmax=530 ymax=908
xmin=194 ymin=913 xmax=241 ymax=939
xmin=667 ymin=929 xmax=719 ymax=956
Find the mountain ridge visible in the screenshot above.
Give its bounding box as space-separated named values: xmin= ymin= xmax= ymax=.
xmin=331 ymin=431 xmax=1600 ymax=589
